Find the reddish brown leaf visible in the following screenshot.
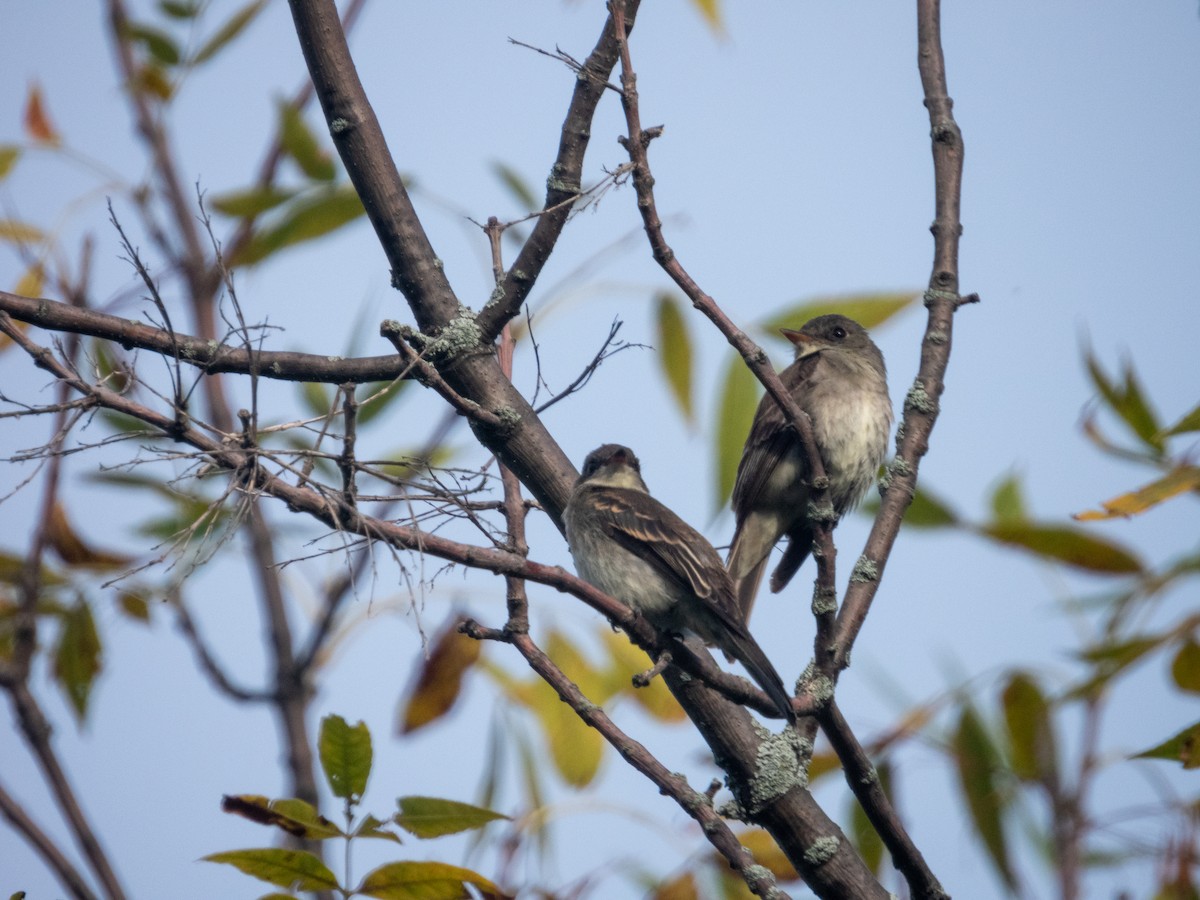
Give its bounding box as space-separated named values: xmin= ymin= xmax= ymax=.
xmin=24 ymin=83 xmax=61 ymax=144
xmin=397 ymin=615 xmax=481 ymax=734
xmin=45 ymin=502 xmax=133 ymax=570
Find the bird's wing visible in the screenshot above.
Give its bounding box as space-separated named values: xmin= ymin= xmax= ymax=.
xmin=590 ymin=486 xmax=743 ymax=625
xmin=730 ymin=355 xmax=819 ymax=518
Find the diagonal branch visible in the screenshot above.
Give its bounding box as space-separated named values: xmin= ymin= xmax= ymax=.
xmin=818 ymin=702 xmax=948 ymax=900
xmin=463 ymin=622 xmax=792 ymax=899
xmin=0 ymin=777 xmax=99 ymax=900
xmin=475 ymin=1 xmax=642 ymax=342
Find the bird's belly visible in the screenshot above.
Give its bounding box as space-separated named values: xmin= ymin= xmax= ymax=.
xmin=816 ymin=390 xmax=891 ymax=512
xmin=568 ymin=528 xmax=680 ymax=622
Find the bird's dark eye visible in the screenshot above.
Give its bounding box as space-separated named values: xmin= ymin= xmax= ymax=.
xmin=832 ymin=326 xmax=847 ymax=340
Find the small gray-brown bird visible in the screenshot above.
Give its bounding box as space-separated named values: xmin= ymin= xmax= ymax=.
xmin=727 ymin=314 xmax=892 ymax=620
xmin=564 ymin=444 xmax=794 ymax=721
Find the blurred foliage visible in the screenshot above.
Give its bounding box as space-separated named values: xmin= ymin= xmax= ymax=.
xmin=210 ymin=715 xmax=508 ymax=897
xmin=857 ymin=349 xmax=1200 ymax=895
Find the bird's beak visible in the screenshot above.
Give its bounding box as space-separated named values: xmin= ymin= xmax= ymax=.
xmin=781 ymin=328 xmax=825 ymax=358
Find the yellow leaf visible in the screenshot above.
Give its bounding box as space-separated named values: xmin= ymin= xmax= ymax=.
xmin=651 ymin=871 xmax=700 ymax=900
xmin=687 ymin=0 xmax=724 ymax=33
xmin=758 ymin=291 xmax=919 ymax=335
xmin=14 ymin=262 xmax=44 ymax=297
xmin=713 ymin=353 xmax=760 ymax=510
xmin=735 ymin=828 xmax=798 ymax=881
xmin=1073 ymin=466 xmax=1200 ymax=521
xmin=655 ymin=292 xmax=694 ymax=423
xmin=598 ymin=628 xmax=685 ymax=722
xmin=0 ymin=220 xmax=46 ymax=244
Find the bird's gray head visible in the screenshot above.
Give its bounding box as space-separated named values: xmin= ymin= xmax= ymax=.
xmin=781 ymin=314 xmax=885 ymax=372
xmin=577 ymin=444 xmax=648 ymax=491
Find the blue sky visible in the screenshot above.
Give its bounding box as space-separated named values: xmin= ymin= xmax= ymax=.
xmin=2 ymin=2 xmax=1198 ymax=898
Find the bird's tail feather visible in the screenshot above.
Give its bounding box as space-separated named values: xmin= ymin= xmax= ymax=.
xmin=769 ymin=527 xmax=813 ymax=593
xmin=727 ymin=534 xmax=770 ymax=623
xmin=727 ymin=630 xmax=794 ymax=722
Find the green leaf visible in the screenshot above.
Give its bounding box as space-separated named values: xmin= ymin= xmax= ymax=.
xmin=230 ymin=184 xmax=366 ymax=267
xmin=1162 ymin=401 xmax=1200 ymax=438
xmin=1084 ymin=350 xmax=1163 ymax=453
xmin=952 ymin=705 xmax=1016 ymax=888
xmin=758 ymin=291 xmax=918 ymax=335
xmin=1171 ymin=641 xmax=1200 ymax=694
xmin=655 ymin=293 xmax=694 ymax=423
xmin=1079 ymin=635 xmax=1161 ymax=668
xmin=220 ymin=795 xmax=343 ymax=840
xmin=353 ymin=814 xmax=404 ymax=844
xmin=1001 ymin=673 xmax=1058 ymax=785
xmin=394 ymin=796 xmax=508 ymax=839
xmin=491 ymin=161 xmax=538 ymax=213
xmin=318 ymin=714 xmax=372 ymax=800
xmin=864 ymin=483 xmax=959 ymax=528
xmin=277 ymin=100 xmax=336 ymax=182
xmin=1132 ymin=721 xmax=1200 ymax=769
xmin=713 ymin=352 xmax=760 ymax=510
xmin=191 ymin=0 xmax=269 ymax=65
xmin=117 ymin=590 xmax=152 ymax=623
xmin=54 ymin=599 xmax=102 ymax=722
xmin=133 ymin=63 xmax=174 ymax=102
xmin=159 ymin=1 xmax=201 ymax=19
xmin=209 ymin=186 xmax=297 ymax=218
xmin=357 ymin=860 xmax=500 ymax=900
xmin=125 ymin=23 xmax=181 ymax=65
xmin=201 ymin=848 xmax=339 ymax=892
xmin=268 ymin=798 xmax=344 ymax=839
xmin=989 ymin=473 xmax=1026 ymax=523
xmin=0 ymin=145 xmax=20 ymax=181
xmin=356 ymin=380 xmax=411 ymax=428
xmin=978 ymin=522 xmax=1142 ymax=575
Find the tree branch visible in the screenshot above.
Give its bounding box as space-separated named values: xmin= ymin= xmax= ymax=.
xmin=285 ymin=0 xmax=579 ymax=529
xmin=0 ymin=778 xmax=98 ymax=900
xmin=0 ymin=289 xmax=406 ymax=383
xmin=475 ymin=0 xmax=642 ymax=342
xmin=831 ymin=0 xmax=969 ymax=663
xmin=463 ymin=622 xmax=791 ymax=899
xmin=818 ymin=702 xmax=948 ymax=899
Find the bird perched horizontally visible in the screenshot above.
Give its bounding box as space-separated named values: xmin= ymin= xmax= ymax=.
xmin=564 ymin=443 xmax=795 ymax=722
xmin=727 ymin=314 xmax=892 ymax=620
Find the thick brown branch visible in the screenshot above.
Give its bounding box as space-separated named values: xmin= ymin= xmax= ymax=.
xmin=285 ymin=0 xmax=578 ymax=529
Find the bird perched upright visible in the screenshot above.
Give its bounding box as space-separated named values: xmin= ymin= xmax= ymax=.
xmin=727 ymin=314 xmax=892 ymax=620
xmin=564 ymin=444 xmax=795 ymax=722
